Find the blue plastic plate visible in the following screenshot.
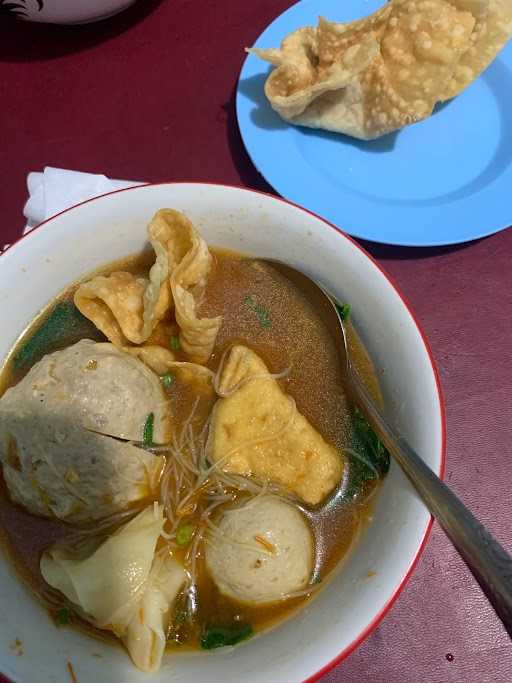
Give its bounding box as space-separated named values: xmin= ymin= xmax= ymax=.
xmin=236 ymin=0 xmax=512 ymax=246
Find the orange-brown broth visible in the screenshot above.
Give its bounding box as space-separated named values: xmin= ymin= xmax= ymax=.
xmin=0 ymin=247 xmax=382 ymax=652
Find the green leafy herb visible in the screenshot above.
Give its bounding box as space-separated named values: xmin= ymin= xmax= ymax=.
xmin=345 ymin=407 xmax=390 ymax=498
xmin=56 ymin=607 xmax=71 ymax=625
xmin=244 ymin=295 xmax=271 ymax=328
xmin=201 ymin=623 xmax=253 ymax=650
xmin=143 ymin=413 xmax=155 ymax=447
xmin=176 ymin=524 xmax=195 ymax=547
xmin=335 ymin=301 xmax=351 ymax=321
xmin=170 ymin=335 xmax=181 ymax=351
xmin=161 ymin=372 xmax=175 ymax=388
xmin=13 ymin=301 xmax=97 ymax=372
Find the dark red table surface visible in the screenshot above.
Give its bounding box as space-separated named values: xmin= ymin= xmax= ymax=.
xmin=0 ymin=2 xmax=511 ymax=682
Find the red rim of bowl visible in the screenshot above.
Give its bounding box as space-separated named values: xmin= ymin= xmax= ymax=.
xmin=0 ymin=182 xmax=446 ymax=683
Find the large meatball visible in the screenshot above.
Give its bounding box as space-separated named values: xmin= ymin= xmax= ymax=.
xmin=205 ymin=495 xmax=314 ymax=605
xmin=0 ymin=340 xmax=167 ymax=522
xmin=0 ymin=339 xmax=171 ymax=443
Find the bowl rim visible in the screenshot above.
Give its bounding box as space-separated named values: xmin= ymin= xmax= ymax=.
xmin=0 ymin=181 xmax=446 ymax=683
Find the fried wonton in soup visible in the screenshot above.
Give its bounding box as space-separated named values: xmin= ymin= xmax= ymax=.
xmin=75 ymin=209 xmax=222 ymax=363
xmin=207 ymin=345 xmax=345 ymax=505
xmin=249 ymin=0 xmax=512 ymax=139
xmin=41 ymin=505 xmax=186 ymax=672
xmin=123 ymin=345 xmax=215 ymax=396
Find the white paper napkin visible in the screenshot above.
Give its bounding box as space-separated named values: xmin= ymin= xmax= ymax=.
xmin=1 ymin=167 xmax=142 ymax=253
xmin=23 ymin=167 xmax=142 ymax=232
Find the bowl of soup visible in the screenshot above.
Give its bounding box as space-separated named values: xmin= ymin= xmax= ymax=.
xmin=0 ymin=183 xmax=444 ymax=683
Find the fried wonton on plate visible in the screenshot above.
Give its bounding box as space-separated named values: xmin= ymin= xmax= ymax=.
xmin=249 ymin=0 xmax=512 ymax=139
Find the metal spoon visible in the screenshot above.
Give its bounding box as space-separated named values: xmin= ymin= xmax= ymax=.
xmin=260 ymin=259 xmax=512 ymax=638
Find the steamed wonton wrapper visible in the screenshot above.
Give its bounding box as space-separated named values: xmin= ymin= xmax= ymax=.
xmin=250 ymin=0 xmax=512 ymax=139
xmin=74 ymin=209 xmax=222 ymax=363
xmin=41 ymin=505 xmax=186 ymax=672
xmin=206 ymin=346 xmax=345 ymax=505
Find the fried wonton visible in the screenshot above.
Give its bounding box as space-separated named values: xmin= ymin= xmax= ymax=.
xmin=41 ymin=505 xmax=186 ymax=672
xmin=123 ymin=345 xmax=215 ymax=396
xmin=206 ymin=345 xmax=345 ymax=505
xmin=249 ymin=0 xmax=512 ymax=139
xmin=74 ymin=209 xmax=222 ymax=363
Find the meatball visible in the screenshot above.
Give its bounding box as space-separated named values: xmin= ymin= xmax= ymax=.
xmin=0 ymin=340 xmax=166 ymax=521
xmin=0 ymin=339 xmax=171 ymax=443
xmin=205 ymin=495 xmax=314 ymax=605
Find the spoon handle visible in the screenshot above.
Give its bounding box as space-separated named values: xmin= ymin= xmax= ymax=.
xmin=351 ymin=369 xmax=512 ymax=638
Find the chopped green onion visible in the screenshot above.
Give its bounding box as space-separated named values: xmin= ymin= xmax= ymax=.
xmin=161 ymin=372 xmax=174 ymax=388
xmin=170 ymin=335 xmax=181 ymax=351
xmin=56 ymin=607 xmax=71 ymax=625
xmin=244 ymin=295 xmax=271 ymax=328
xmin=201 ymin=623 xmax=253 ymax=650
xmin=335 ymin=302 xmax=351 ymax=321
xmin=176 ymin=524 xmax=195 ymax=547
xmin=143 ymin=413 xmax=155 ymax=447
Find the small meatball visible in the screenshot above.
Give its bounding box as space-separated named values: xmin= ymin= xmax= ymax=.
xmin=205 ymin=496 xmax=314 ymax=605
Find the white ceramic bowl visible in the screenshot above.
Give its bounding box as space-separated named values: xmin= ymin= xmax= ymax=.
xmin=0 ymin=184 xmax=445 ymax=683
xmin=7 ymin=0 xmax=136 ymax=24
